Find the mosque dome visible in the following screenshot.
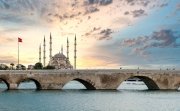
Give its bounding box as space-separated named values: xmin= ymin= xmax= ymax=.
xmin=54 ymin=53 xmax=66 ymax=59
xmin=49 ymin=52 xmax=73 ymax=69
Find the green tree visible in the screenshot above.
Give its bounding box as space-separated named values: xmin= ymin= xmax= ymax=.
xmin=21 ymin=64 xmax=26 ymax=70
xmin=44 ymin=65 xmax=55 ymax=70
xmin=16 ymin=64 xmax=26 ymax=70
xmin=10 ymin=63 xmax=14 ymax=70
xmin=34 ymin=62 xmax=43 ymax=69
xmin=0 ymin=64 xmax=9 ymax=70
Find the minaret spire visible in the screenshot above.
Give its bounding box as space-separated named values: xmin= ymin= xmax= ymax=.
xmin=49 ymin=33 xmax=52 ymax=65
xmin=74 ymin=34 xmax=77 ymax=69
xmin=67 ymin=37 xmax=69 ymax=61
xmin=61 ymin=45 xmax=63 ymax=54
xmin=39 ymin=44 xmax=41 ymax=63
xmin=43 ymin=36 xmax=46 ymax=67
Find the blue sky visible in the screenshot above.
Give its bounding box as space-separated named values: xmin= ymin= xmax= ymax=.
xmin=123 ymin=0 xmax=180 ymax=69
xmin=0 ymin=0 xmax=179 ymax=69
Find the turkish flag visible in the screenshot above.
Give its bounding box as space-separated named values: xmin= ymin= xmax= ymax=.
xmin=18 ymin=37 xmax=22 ymax=42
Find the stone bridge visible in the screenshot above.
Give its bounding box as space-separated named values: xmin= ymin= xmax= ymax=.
xmin=0 ymin=69 xmax=180 ymax=90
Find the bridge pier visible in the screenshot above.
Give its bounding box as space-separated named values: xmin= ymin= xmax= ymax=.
xmin=9 ymin=83 xmax=18 ymax=90
xmin=155 ymin=81 xmax=179 ymax=90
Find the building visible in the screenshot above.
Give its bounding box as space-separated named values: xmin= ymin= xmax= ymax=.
xmin=28 ymin=65 xmax=34 ymax=70
xmin=49 ymin=47 xmax=73 ymax=69
xmin=39 ymin=33 xmax=77 ymax=70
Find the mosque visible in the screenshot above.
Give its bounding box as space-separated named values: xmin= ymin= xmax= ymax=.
xmin=39 ymin=33 xmax=77 ymax=69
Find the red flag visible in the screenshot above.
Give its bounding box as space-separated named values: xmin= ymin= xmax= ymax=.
xmin=18 ymin=37 xmax=22 ymax=42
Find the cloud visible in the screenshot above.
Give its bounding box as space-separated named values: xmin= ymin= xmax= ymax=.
xmin=120 ymin=29 xmax=180 ymax=56
xmin=83 ymin=28 xmax=112 ymax=40
xmin=124 ymin=11 xmax=130 ymax=15
xmin=0 ymin=0 xmax=169 ymax=41
xmin=0 ymin=55 xmax=17 ymax=64
xmin=0 ymin=0 xmax=61 ymax=24
xmin=84 ymin=0 xmax=113 ymax=5
xmin=131 ymin=9 xmax=146 ymax=17
xmin=124 ymin=9 xmax=146 ymax=17
xmin=0 ymin=0 xmax=105 ymax=25
xmin=0 ymin=36 xmax=15 ymax=44
xmin=99 ymin=28 xmax=113 ymax=40
xmin=0 ymin=55 xmax=32 ymax=65
xmin=0 ymin=13 xmax=37 ymax=26
xmin=125 ymin=0 xmax=150 ymax=7
xmin=84 ymin=6 xmax=100 ymax=14
xmin=99 ymin=0 xmax=113 ymax=5
xmin=125 ymin=0 xmax=136 ymax=6
xmin=159 ymin=3 xmax=168 ymax=7
xmin=151 ymin=30 xmax=179 ymax=47
xmin=124 ymin=0 xmax=169 ymax=8
xmin=0 ymin=0 xmax=10 ymax=9
xmin=0 ymin=0 xmax=149 ymax=24
xmin=176 ymin=3 xmax=180 ymax=10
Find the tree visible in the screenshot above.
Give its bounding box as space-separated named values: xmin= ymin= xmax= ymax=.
xmin=10 ymin=63 xmax=14 ymax=70
xmin=44 ymin=65 xmax=55 ymax=70
xmin=21 ymin=64 xmax=26 ymax=70
xmin=0 ymin=64 xmax=9 ymax=70
xmin=16 ymin=64 xmax=26 ymax=70
xmin=34 ymin=62 xmax=43 ymax=69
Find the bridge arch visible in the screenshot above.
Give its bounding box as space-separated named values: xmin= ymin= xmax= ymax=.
xmin=0 ymin=78 xmax=9 ymax=90
xmin=17 ymin=78 xmax=42 ymax=90
xmin=63 ymin=78 xmax=96 ymax=90
xmin=119 ymin=76 xmax=159 ymax=90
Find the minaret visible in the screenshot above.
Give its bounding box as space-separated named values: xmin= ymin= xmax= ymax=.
xmin=43 ymin=36 xmax=46 ymax=67
xmin=39 ymin=44 xmax=41 ymax=63
xmin=67 ymin=37 xmax=69 ymax=61
xmin=49 ymin=33 xmax=52 ymax=65
xmin=61 ymin=45 xmax=63 ymax=54
xmin=74 ymin=34 xmax=77 ymax=69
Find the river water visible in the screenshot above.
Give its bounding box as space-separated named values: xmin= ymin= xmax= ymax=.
xmin=0 ymin=81 xmax=180 ymax=111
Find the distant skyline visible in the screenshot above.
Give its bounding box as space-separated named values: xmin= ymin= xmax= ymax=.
xmin=0 ymin=0 xmax=180 ymax=69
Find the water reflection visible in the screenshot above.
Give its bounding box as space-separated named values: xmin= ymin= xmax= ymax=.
xmin=0 ymin=88 xmax=180 ymax=111
xmin=1 ymin=81 xmax=180 ymax=111
xmin=63 ymin=80 xmax=86 ymax=89
xmin=18 ymin=82 xmax=36 ymax=89
xmin=118 ymin=81 xmax=148 ymax=90
xmin=0 ymin=81 xmax=8 ymax=92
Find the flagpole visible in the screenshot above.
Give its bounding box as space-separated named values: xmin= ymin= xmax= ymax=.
xmin=18 ymin=39 xmax=19 ymax=70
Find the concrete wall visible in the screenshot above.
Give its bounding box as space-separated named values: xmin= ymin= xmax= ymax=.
xmin=0 ymin=69 xmax=180 ymax=90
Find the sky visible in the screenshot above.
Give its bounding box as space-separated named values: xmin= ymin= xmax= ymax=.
xmin=0 ymin=0 xmax=180 ymax=69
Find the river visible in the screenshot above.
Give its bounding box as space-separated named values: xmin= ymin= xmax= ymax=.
xmin=0 ymin=81 xmax=180 ymax=111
